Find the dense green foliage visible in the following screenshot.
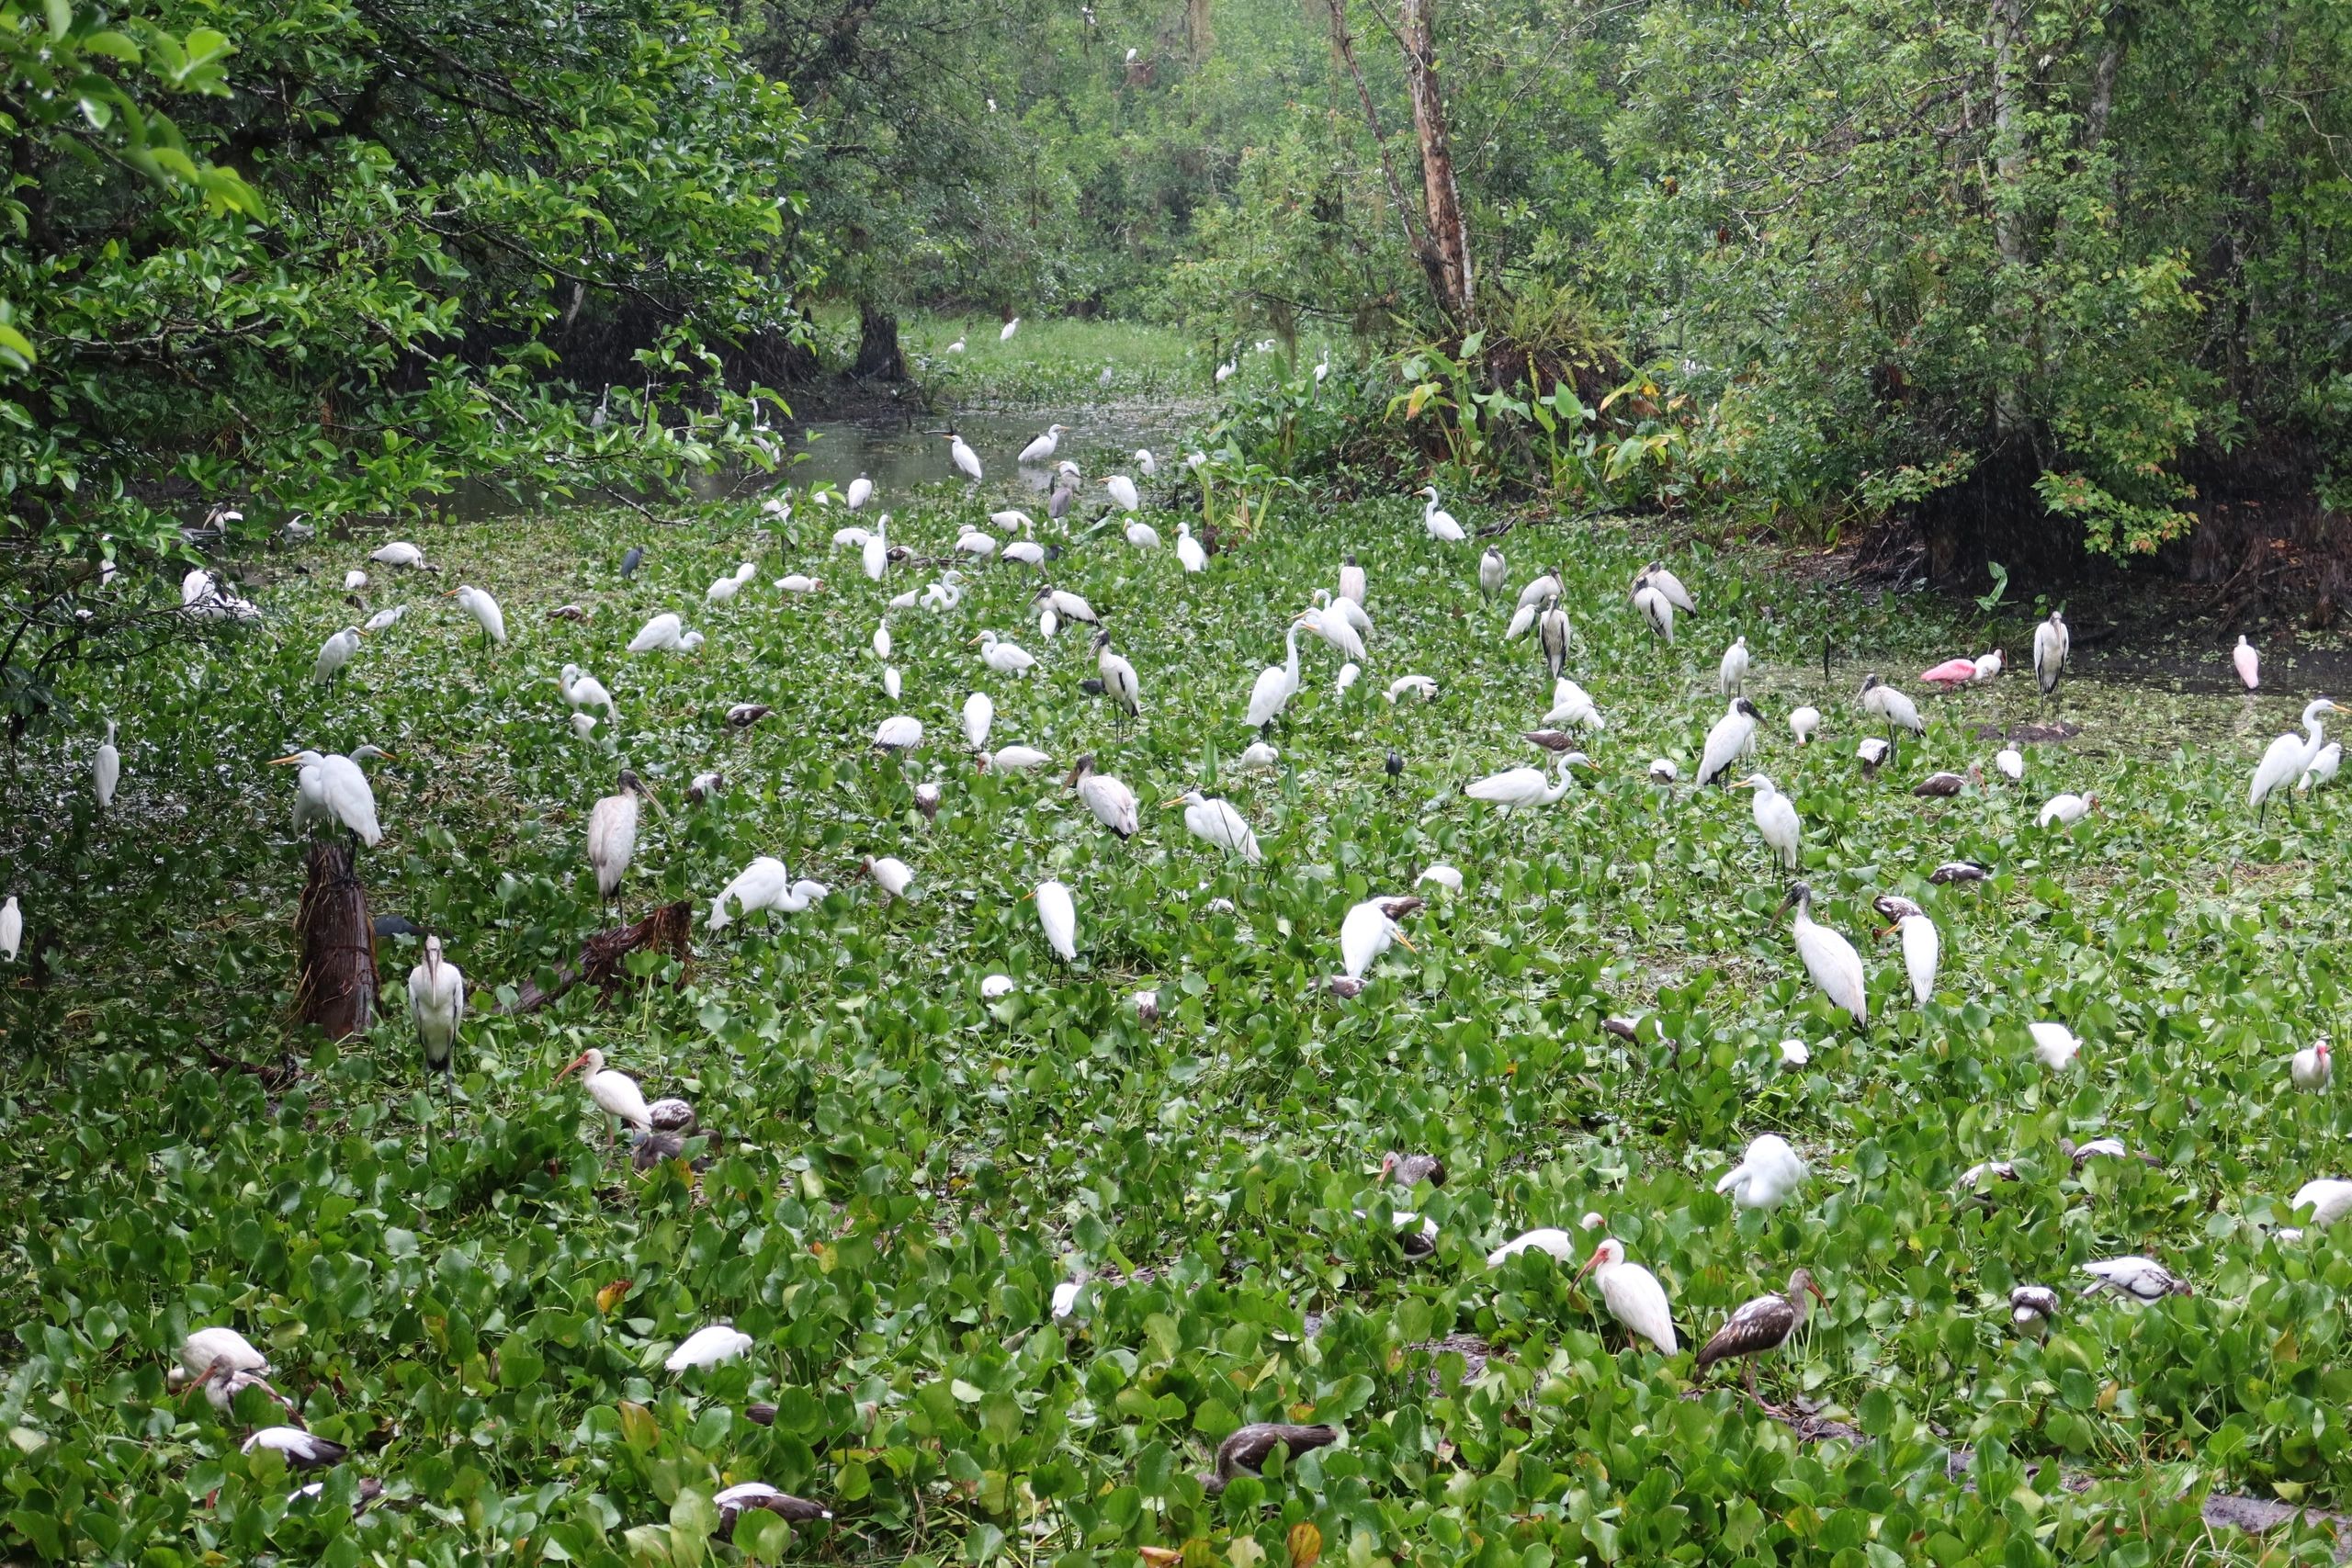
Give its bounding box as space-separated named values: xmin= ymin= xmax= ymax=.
xmin=8 ymin=472 xmax=2352 ymax=1562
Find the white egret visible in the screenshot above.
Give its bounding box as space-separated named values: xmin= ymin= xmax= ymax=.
xmin=664 ymin=1325 xmax=752 ymax=1371
xmin=1418 ymin=486 xmax=1465 ymax=542
xmin=1719 ymin=635 xmax=1750 ymax=694
xmin=1788 ymin=705 xmax=1821 ymax=746
xmin=1247 ymin=621 xmax=1306 ymax=731
xmin=973 ymin=629 xmax=1037 ymax=677
xmin=706 ymin=562 xmax=756 ymax=603
xmin=1858 ymin=674 xmax=1923 ymax=739
xmin=1095 ymin=632 xmax=1141 ymax=721
xmin=962 ymin=692 xmax=994 ymax=750
xmin=555 ymin=1047 xmax=652 ymax=1137
xmin=0 ymin=896 xmax=17 ymax=962
xmin=2029 ymin=1021 xmax=2082 ymax=1069
xmin=1696 ymin=697 xmax=1763 ymax=787
xmin=862 ymin=519 xmax=888 ymax=582
xmin=2301 ymin=741 xmax=2341 ymax=793
xmin=2234 ymin=636 xmax=2259 ymax=691
xmin=1385 ymin=674 xmax=1438 ymax=702
xmin=1695 ymin=1268 xmax=1823 ymax=1408
xmin=1873 ymin=895 xmax=1939 ymax=1005
xmin=1176 ymin=523 xmax=1207 ymax=572
xmin=1734 ymin=774 xmax=1801 ymax=869
xmin=872 ymin=622 xmax=892 ymax=659
xmin=567 ymin=710 xmax=595 ymax=738
xmin=1104 ymin=474 xmax=1141 ymax=512
xmin=311 ymin=626 xmax=363 ymax=683
xmin=776 ymin=572 xmax=822 ymax=594
xmin=2037 ymin=791 xmax=2097 ymax=828
xmin=363 ymin=604 xmax=406 ymax=632
xmin=2081 ymin=1256 xmax=2187 ymax=1301
xmin=587 ymin=770 xmax=659 ymax=900
xmin=862 ymin=855 xmax=916 ymax=901
xmin=1573 ymin=1237 xmax=1678 ymax=1354
xmin=1996 ymin=746 xmax=2025 ymax=781
xmin=1215 ymin=357 xmax=1237 ymax=383
xmin=845 ymin=474 xmax=874 ymax=511
xmin=1336 ymin=661 xmax=1360 ymax=695
xmin=1487 ymin=1228 xmax=1578 ymax=1267
xmin=1124 ymin=519 xmax=1161 ymax=548
xmin=94 ymin=720 xmax=119 ymax=808
xmin=1464 ymin=751 xmax=1589 ymax=816
xmin=1714 ymin=1134 xmax=1808 ymax=1209
xmin=371 ymin=541 xmax=426 ymax=569
xmin=1000 ymin=317 xmax=1020 ymax=341
xmin=1543 ymin=678 xmax=1603 ymax=730
xmin=1634 ymin=583 xmax=1674 ymax=643
xmin=560 ymin=664 xmax=617 ymax=722
xmin=990 ymin=508 xmax=1034 ymax=533
xmin=1297 ymin=603 xmax=1364 ymax=663
xmin=2032 ymin=611 xmax=2069 ymax=695
xmin=408 ymin=935 xmax=464 ymax=1081
xmin=1339 ymin=895 xmax=1421 ymax=980
xmin=833 ymin=526 xmax=871 ymax=549
xmin=979 ymin=745 xmax=1053 ymax=773
xmin=344 ymin=569 xmax=368 ymax=592
xmin=1165 ymin=790 xmax=1261 ymax=863
xmin=1479 ymin=547 xmax=1506 ymax=600
xmin=1069 ymin=755 xmax=1139 ymax=839
xmin=921 ymin=570 xmax=965 ymax=610
xmin=270 ymin=746 xmax=391 ymax=846
xmin=1781 ymin=881 xmax=1867 ymax=1026
xmin=1418 ymin=863 xmax=1463 ymax=892
xmin=2291 ymin=1036 xmax=2331 ymax=1090
xmin=946 ymin=430 xmax=983 ymax=481
xmin=1018 ymin=423 xmax=1070 ymax=464
xmin=2251 ymin=697 xmax=2341 ymax=822
xmin=628 ymin=613 xmax=702 ymax=653
xmin=447 ymin=585 xmax=507 ymax=646
xmin=2294 ymin=1179 xmax=2352 ymax=1227
xmin=980 ymin=973 xmax=1014 ymax=999
xmin=708 ymin=857 xmax=827 ymax=929
xmin=1032 ymin=879 xmax=1078 ymax=962
xmin=873 ymin=716 xmax=923 ymax=751
xmin=1234 ymin=740 xmax=1280 ymax=773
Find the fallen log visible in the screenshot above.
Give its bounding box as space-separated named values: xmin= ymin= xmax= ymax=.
xmin=296 ymin=841 xmax=376 ymax=1038
xmin=500 ymin=900 xmax=693 ymax=1014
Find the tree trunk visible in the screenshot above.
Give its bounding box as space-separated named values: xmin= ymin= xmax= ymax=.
xmin=853 ymin=303 xmax=908 ymax=381
xmin=1398 ymin=0 xmax=1474 ymax=330
xmin=499 ymin=900 xmax=694 ymax=1014
xmin=1986 ymin=0 xmax=2032 ymax=435
xmin=296 ymin=841 xmax=376 ymax=1039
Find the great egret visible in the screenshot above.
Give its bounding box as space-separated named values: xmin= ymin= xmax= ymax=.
xmin=94 ymin=720 xmax=119 ymax=808
xmin=1695 ymin=1269 xmax=1823 ymax=1408
xmin=1124 ymin=519 xmax=1161 ymax=548
xmin=874 ymin=716 xmax=923 ymax=751
xmin=1069 ymin=755 xmax=1139 ymax=838
xmin=1479 ymin=547 xmax=1506 ymax=600
xmin=371 ymin=541 xmax=425 ymax=569
xmin=707 ymin=857 xmax=827 ymax=929
xmin=860 ymin=855 xmax=916 ymax=902
xmin=990 ymin=508 xmax=1034 ymax=534
xmin=1339 ymin=895 xmax=1421 ymax=980
xmin=1136 ymin=448 xmax=1158 ymax=475
xmin=1719 ymin=636 xmax=1750 ymax=695
xmin=946 ymin=336 xmax=966 ymax=355
xmin=1858 ymin=674 xmax=1923 ymax=739
xmin=1573 ymin=1238 xmax=1678 ymax=1353
xmin=1487 ymin=1228 xmax=1577 ymax=1266
xmin=1464 ymin=751 xmax=1589 ymax=815
xmin=0 ymin=895 xmax=17 ymax=962
xmin=447 ymin=586 xmax=507 ymax=646
xmin=1166 ymin=790 xmax=1261 ymax=862
xmin=628 ymin=613 xmax=700 ymax=653
xmin=588 ymin=770 xmax=659 ymax=899
xmin=1873 ymin=895 xmax=1939 ymax=1005
xmin=1385 ymin=674 xmax=1437 ymax=702
xmin=973 ymin=629 xmax=1037 ymax=677
xmin=963 ymin=692 xmax=994 ymax=750
xmin=947 ymin=430 xmax=984 ymax=481
xmin=1734 ymin=773 xmax=1801 ymax=869
xmin=1544 ymin=678 xmax=1603 ymax=729
xmin=1418 ymin=487 xmax=1465 ymax=542
xmin=1215 ymin=357 xmax=1237 ymax=383
xmin=2251 ymin=697 xmax=2341 ymax=822
xmin=2032 ymin=611 xmax=2069 ymax=695
xmin=2037 ymin=790 xmax=2096 ymax=828
xmin=555 ymin=1046 xmax=652 ymax=1137
xmin=1789 ymin=705 xmax=1820 ymax=745
xmin=861 ymin=519 xmax=888 ymax=581
xmin=1697 ymin=697 xmax=1763 ymax=786
xmin=2234 ymin=636 xmax=2260 ymax=691
xmin=312 ymin=626 xmax=364 ymax=682
xmin=1781 ymin=881 xmax=1867 ymax=1025
xmin=1634 ymin=583 xmax=1674 ymax=643
xmin=1297 ymin=603 xmax=1364 ymax=663
xmin=1000 ymin=317 xmax=1020 ymax=342
xmin=1714 ymin=1135 xmax=1808 ymax=1209
xmin=1247 ymin=621 xmax=1306 ymax=731
xmin=1104 ymin=474 xmax=1141 ymax=512
xmin=1019 ymin=423 xmax=1070 ymax=464
xmin=665 ymin=1324 xmax=752 ymax=1371
xmin=271 ymin=746 xmax=391 ymax=845
xmin=408 ymin=935 xmax=464 ymax=1081
xmin=2029 ymin=1021 xmax=2081 ymax=1068
xmin=1033 ymin=878 xmax=1078 ymax=961
xmin=2080 ymin=1256 xmax=2187 ymax=1301
xmin=871 ymin=622 xmax=892 ymax=660
xmin=1176 ymin=524 xmax=1207 ymax=572
xmin=560 ymin=663 xmax=617 ymax=722
xmin=1095 ymin=632 xmax=1141 ymax=721
xmin=777 ymin=572 xmax=822 ymax=594
xmin=1336 ymin=661 xmax=1360 ymax=695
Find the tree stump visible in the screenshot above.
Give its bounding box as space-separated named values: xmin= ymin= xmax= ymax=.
xmin=296 ymin=841 xmax=376 ymax=1038
xmin=500 ymin=900 xmax=693 ymax=1014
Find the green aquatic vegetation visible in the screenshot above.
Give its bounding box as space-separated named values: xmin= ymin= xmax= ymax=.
xmin=6 ymin=489 xmax=2352 ymax=1564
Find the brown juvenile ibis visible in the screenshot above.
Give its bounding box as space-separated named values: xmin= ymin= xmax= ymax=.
xmin=1198 ymin=1423 xmax=1340 ymax=1495
xmin=1694 ymin=1267 xmax=1824 ymax=1411
xmin=713 ymin=1483 xmax=831 ymax=1539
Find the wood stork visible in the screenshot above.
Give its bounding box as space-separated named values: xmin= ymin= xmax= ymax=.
xmin=587 ymin=770 xmax=659 ymax=899
xmin=1068 ymin=755 xmax=1139 ymax=839
xmin=1858 ymin=674 xmax=1924 ymax=740
xmin=874 ymin=715 xmax=923 ymax=751
xmin=371 ymin=541 xmax=426 ymax=568
xmin=1696 ymin=697 xmax=1762 ymax=786
xmin=1479 ymin=547 xmax=1506 ymax=600
xmin=1340 ymin=555 xmax=1366 ymax=605
xmin=408 ymin=935 xmax=464 ymax=1080
xmin=1634 ymin=583 xmax=1674 ymax=643
xmin=1094 ymin=632 xmax=1141 ymax=721
xmin=2032 ymin=611 xmax=2069 ymax=695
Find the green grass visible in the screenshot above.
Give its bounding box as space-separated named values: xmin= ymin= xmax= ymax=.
xmin=6 ymin=486 xmax=2352 ymax=1566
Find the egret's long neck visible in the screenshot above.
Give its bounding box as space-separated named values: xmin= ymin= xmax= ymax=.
xmin=2310 ymin=711 xmax=2331 ymax=757
xmin=1424 ymin=494 xmax=1439 ymax=522
xmin=1284 ymin=625 xmax=1301 ymax=678
xmin=1545 ymin=758 xmax=1576 ymax=804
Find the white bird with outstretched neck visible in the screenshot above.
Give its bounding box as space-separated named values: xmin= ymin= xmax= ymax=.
xmin=708 ymin=857 xmax=827 ymax=929
xmin=1017 ymin=423 xmax=1069 ymax=464
xmin=556 ymin=1047 xmax=651 ymax=1136
xmin=1781 ymin=881 xmax=1866 ymax=1025
xmin=560 ymin=663 xmax=617 ymax=722
xmin=2251 ymin=698 xmax=2341 ymax=823
xmin=946 ymin=430 xmax=983 ymax=482
xmin=271 ymin=745 xmax=392 ymax=846
xmin=447 ymin=585 xmax=506 ymax=646
xmin=312 ymin=626 xmax=364 ymax=683
xmin=1247 ymin=620 xmax=1307 ymax=731
xmin=1465 ymin=751 xmax=1589 ymax=816
xmin=94 ymin=719 xmax=119 ymax=808
xmin=628 ymin=613 xmax=703 ymax=654
xmin=1418 ymin=486 xmax=1465 ymax=542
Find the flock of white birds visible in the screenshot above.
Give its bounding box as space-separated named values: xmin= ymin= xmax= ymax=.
xmin=37 ymin=412 xmax=2352 ymax=1519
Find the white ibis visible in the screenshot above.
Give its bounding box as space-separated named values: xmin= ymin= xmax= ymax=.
xmin=628 ymin=613 xmax=703 ymax=653
xmin=1339 ymin=896 xmax=1421 ymax=981
xmin=1166 ymin=790 xmax=1261 ymax=863
xmin=171 ymin=1326 xmax=268 ymax=1389
xmin=1719 ymin=636 xmax=1750 ymax=695
xmin=845 ymin=474 xmax=874 ymax=511
xmin=2251 ymin=698 xmax=2341 ymax=823
xmin=2029 ymin=1021 xmax=2082 ymax=1068
xmin=1633 ymin=582 xmax=1674 ymax=643
xmin=2292 ymin=1035 xmax=2332 ymax=1090
xmin=557 ymin=1047 xmax=652 ymax=1136
xmin=1487 ymin=1228 xmax=1578 ymax=1266
xmin=371 ymin=541 xmax=425 ymax=568
xmin=1177 ymin=524 xmax=1207 ymax=572
xmin=2301 ymin=741 xmax=2342 ymax=793
xmin=364 ymin=604 xmax=405 ymax=631
xmin=707 ymin=562 xmax=757 ymax=603
xmin=270 ymin=747 xmax=391 ymax=846
xmin=1788 ymin=705 xmax=1820 ymax=746
xmin=1697 ymin=697 xmax=1763 ymax=786
xmin=2037 ymin=791 xmax=2097 ymax=828
xmin=1479 ymin=547 xmax=1506 ymax=600
xmin=1873 ymin=895 xmax=1939 ymax=1005
xmin=973 ymin=629 xmax=1037 ymax=677
xmin=94 ymin=720 xmax=119 ymax=807
xmin=203 ymin=1362 xmax=292 ymax=1415
xmin=447 ymin=585 xmax=507 ymax=646
xmin=312 ymin=626 xmax=364 ymax=683
xmin=1246 ymin=622 xmax=1306 ymax=731
xmin=1694 ymin=1268 xmax=1822 ymax=1408
xmin=978 ymin=745 xmax=1053 ymax=773
xmin=1574 ymin=1237 xmax=1678 ymax=1354
xmin=1544 ymin=678 xmax=1603 ymax=730
xmin=1465 ymin=751 xmax=1589 ymax=816
xmin=2234 ymin=635 xmax=2260 ymax=690
xmin=1385 ymin=674 xmax=1437 ymax=702
xmin=1782 ymin=882 xmax=1867 ymax=1026
xmin=946 ymin=430 xmax=983 ymax=481
xmin=2032 ymin=611 xmax=2069 ymax=695
xmin=243 ymin=1428 xmax=348 ymax=1471
xmin=408 ymin=936 xmax=464 ymax=1080
xmin=2081 ymin=1256 xmax=2188 ymax=1301
xmin=1996 ymin=746 xmax=2024 ymax=781
xmin=664 ymin=1324 xmax=752 ymax=1371
xmin=1418 ymin=486 xmax=1465 ymax=541
xmin=1714 ymin=1134 xmax=1808 ymax=1209
xmin=1032 ymin=879 xmax=1078 ymax=962
xmin=873 ymin=716 xmax=923 ymax=751
xmin=1417 ymin=863 xmax=1462 ymax=892
xmin=1095 ymin=632 xmax=1141 ymax=720
xmin=1018 ymin=423 xmax=1069 ymax=464
xmin=587 ymin=770 xmax=658 ymax=899
xmin=862 ymin=855 xmax=915 ymax=900
xmin=1069 ymin=755 xmax=1139 ymax=839
xmin=1735 ymin=774 xmax=1801 ymax=870
xmin=962 ymin=692 xmax=994 ymax=750
xmin=1859 ymin=674 xmax=1923 ymax=740
xmin=2009 ymin=1284 xmax=2059 ymax=1336
xmin=714 ymin=1483 xmax=831 ymax=1539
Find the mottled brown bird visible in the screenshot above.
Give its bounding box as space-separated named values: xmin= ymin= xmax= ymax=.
xmin=1694 ymin=1268 xmax=1824 ymax=1412
xmin=713 ymin=1483 xmax=831 ymax=1540
xmin=1381 ymin=1151 xmax=1447 ymax=1188
xmin=1199 ymin=1423 xmax=1340 ymax=1495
